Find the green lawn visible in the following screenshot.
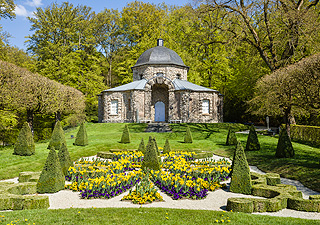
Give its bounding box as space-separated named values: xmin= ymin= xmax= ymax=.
xmin=1 ymin=208 xmax=319 ymax=225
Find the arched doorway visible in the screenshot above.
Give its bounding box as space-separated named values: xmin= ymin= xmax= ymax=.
xmin=155 ymin=101 xmax=165 ymax=122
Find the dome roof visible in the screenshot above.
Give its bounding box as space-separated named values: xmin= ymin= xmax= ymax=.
xmin=132 ymin=39 xmax=188 ymax=69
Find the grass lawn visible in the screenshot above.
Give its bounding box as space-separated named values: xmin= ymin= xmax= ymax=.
xmin=1 ymin=208 xmax=319 ymax=225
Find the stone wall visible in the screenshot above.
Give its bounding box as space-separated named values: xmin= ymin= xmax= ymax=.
xmin=132 ymin=65 xmax=188 ymax=81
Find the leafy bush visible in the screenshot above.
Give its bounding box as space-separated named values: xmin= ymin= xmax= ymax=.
xmin=48 ymin=120 xmax=66 ymax=150
xmin=245 ymin=125 xmax=260 ymax=151
xmin=37 ymin=147 xmax=65 ymax=193
xmin=58 ymin=142 xmax=72 ymax=176
xmin=138 ymin=138 xmax=145 ymax=153
xmin=14 ymin=122 xmax=35 ymax=156
xmin=163 ymin=138 xmax=171 ymax=154
xmin=276 ymin=127 xmax=294 ymax=158
xmin=226 ymin=127 xmax=237 ymax=146
xmin=184 ymin=126 xmax=193 ymax=143
xmin=152 ymin=137 xmax=159 ymax=154
xmin=290 ymin=124 xmax=320 ymax=146
xmin=230 ymin=141 xmax=252 ymax=195
xmin=73 ymin=122 xmax=88 ymax=146
xmin=142 ymin=137 xmax=160 ymax=170
xmin=120 ymin=124 xmax=130 ymax=143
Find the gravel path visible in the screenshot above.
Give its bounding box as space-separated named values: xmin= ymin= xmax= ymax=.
xmin=1 ymin=154 xmax=319 ymax=221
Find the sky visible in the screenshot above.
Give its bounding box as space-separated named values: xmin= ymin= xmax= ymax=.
xmin=1 ymin=0 xmax=191 ymax=51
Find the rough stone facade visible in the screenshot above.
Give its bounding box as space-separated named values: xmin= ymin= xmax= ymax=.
xmin=98 ymin=40 xmax=223 ymax=124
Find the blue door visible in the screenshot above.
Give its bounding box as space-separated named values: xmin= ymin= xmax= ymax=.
xmin=155 ymin=101 xmax=165 ymax=122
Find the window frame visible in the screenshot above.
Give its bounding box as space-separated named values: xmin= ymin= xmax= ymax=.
xmin=202 ymin=99 xmax=210 ymax=114
xmin=110 ymin=100 xmax=119 ymax=115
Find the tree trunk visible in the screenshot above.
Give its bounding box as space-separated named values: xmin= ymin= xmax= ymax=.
xmin=283 ymin=107 xmax=291 ymax=137
xmin=55 ymin=111 xmax=61 ymax=122
xmin=26 ymin=109 xmax=34 ymax=136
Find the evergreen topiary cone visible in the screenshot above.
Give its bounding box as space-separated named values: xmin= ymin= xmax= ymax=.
xmin=37 ymin=147 xmax=65 ymax=193
xmin=14 ymin=122 xmax=35 ymax=156
xmin=73 ymin=122 xmax=88 ymax=146
xmin=163 ymin=138 xmax=171 ymax=154
xmin=275 ymin=127 xmax=294 ymax=158
xmin=226 ymin=127 xmax=237 ymax=146
xmin=138 ymin=138 xmax=145 ymax=153
xmin=184 ymin=126 xmax=193 ymax=143
xmin=142 ymin=136 xmax=160 ymax=170
xmin=120 ymin=124 xmax=130 ymax=143
xmin=58 ymin=142 xmax=72 ymax=176
xmin=245 ymin=124 xmax=260 ymax=151
xmin=152 ymin=137 xmax=160 ymax=154
xmin=48 ymin=120 xmax=66 ymax=150
xmin=230 ymin=141 xmax=252 ymax=195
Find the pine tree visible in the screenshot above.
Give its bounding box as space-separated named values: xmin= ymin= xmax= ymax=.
xmin=245 ymin=124 xmax=260 ymax=151
xmin=120 ymin=124 xmax=130 ymax=143
xmin=73 ymin=122 xmax=88 ymax=146
xmin=184 ymin=126 xmax=193 ymax=143
xmin=163 ymin=138 xmax=171 ymax=154
xmin=230 ymin=141 xmax=252 ymax=195
xmin=14 ymin=122 xmax=35 ymax=156
xmin=142 ymin=136 xmax=160 ymax=170
xmin=48 ymin=120 xmax=66 ymax=150
xmin=275 ymin=127 xmax=294 ymax=158
xmin=37 ymin=147 xmax=65 ymax=193
xmin=138 ymin=138 xmax=145 ymax=153
xmin=226 ymin=127 xmax=237 ymax=146
xmin=58 ymin=142 xmax=72 ymax=176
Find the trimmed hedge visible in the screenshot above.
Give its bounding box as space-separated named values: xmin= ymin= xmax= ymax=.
xmin=245 ymin=125 xmax=260 ymax=151
xmin=18 ymin=171 xmax=41 ymax=183
xmin=184 ymin=126 xmax=193 ymax=143
xmin=58 ymin=142 xmax=72 ymax=176
xmin=97 ymin=151 xmax=115 ymax=159
xmin=276 ymin=127 xmax=294 ymax=158
xmin=48 ymin=120 xmax=67 ymax=150
xmin=138 ymin=138 xmax=145 ymax=153
xmin=120 ymin=124 xmax=130 ymax=143
xmin=287 ymin=197 xmax=320 ymax=212
xmin=290 ymin=124 xmax=320 ymax=146
xmin=163 ymin=138 xmax=171 ymax=154
xmin=73 ymin=122 xmax=88 ymax=146
xmin=14 ymin=122 xmax=35 ymax=156
xmin=142 ymin=136 xmax=160 ymax=170
xmin=226 ymin=127 xmax=237 ymax=146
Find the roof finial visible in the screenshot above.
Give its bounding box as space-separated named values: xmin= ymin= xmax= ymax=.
xmin=157 ymin=38 xmax=164 ymax=47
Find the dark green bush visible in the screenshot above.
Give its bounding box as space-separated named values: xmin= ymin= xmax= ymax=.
xmin=290 ymin=124 xmax=320 ymax=146
xmin=163 ymin=138 xmax=171 ymax=154
xmin=138 ymin=138 xmax=145 ymax=153
xmin=245 ymin=125 xmax=260 ymax=151
xmin=230 ymin=141 xmax=252 ymax=195
xmin=120 ymin=124 xmax=130 ymax=143
xmin=73 ymin=122 xmax=88 ymax=146
xmin=14 ymin=122 xmax=35 ymax=156
xmin=226 ymin=127 xmax=237 ymax=145
xmin=58 ymin=142 xmax=72 ymax=176
xmin=37 ymin=147 xmax=65 ymax=193
xmin=142 ymin=136 xmax=160 ymax=170
xmin=184 ymin=126 xmax=193 ymax=143
xmin=276 ymin=127 xmax=294 ymax=158
xmin=48 ymin=120 xmax=66 ymax=150
xmin=152 ymin=137 xmax=159 ymax=154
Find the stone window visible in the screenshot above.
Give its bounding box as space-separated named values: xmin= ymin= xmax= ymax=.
xmin=176 ymin=74 xmax=181 ymax=79
xmin=139 ymin=74 xmax=143 ymax=80
xmin=111 ymin=100 xmax=118 ymax=115
xmin=202 ymin=99 xmax=210 ymax=114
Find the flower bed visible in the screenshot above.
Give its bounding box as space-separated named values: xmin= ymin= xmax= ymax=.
xmin=65 ymin=151 xmax=231 ymax=202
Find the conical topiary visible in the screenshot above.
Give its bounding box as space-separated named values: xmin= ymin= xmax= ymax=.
xmin=275 ymin=127 xmax=294 ymax=158
xmin=184 ymin=126 xmax=193 ymax=143
xmin=48 ymin=120 xmax=66 ymax=150
xmin=14 ymin=122 xmax=35 ymax=156
xmin=37 ymin=147 xmax=65 ymax=193
xmin=163 ymin=138 xmax=171 ymax=154
xmin=120 ymin=124 xmax=130 ymax=143
xmin=245 ymin=125 xmax=260 ymax=151
xmin=58 ymin=142 xmax=72 ymax=176
xmin=138 ymin=138 xmax=145 ymax=153
xmin=152 ymin=137 xmax=159 ymax=154
xmin=73 ymin=122 xmax=88 ymax=146
xmin=226 ymin=127 xmax=237 ymax=146
xmin=230 ymin=141 xmax=252 ymax=195
xmin=142 ymin=136 xmax=160 ymax=170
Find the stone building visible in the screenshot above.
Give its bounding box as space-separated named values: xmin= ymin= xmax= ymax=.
xmin=98 ymin=39 xmax=223 ymax=123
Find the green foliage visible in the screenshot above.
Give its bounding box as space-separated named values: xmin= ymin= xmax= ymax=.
xmin=141 ymin=136 xmax=160 ymax=171
xmin=290 ymin=124 xmax=320 ymax=146
xmin=152 ymin=137 xmax=159 ymax=154
xmin=48 ymin=121 xmax=67 ymax=150
xmin=120 ymin=124 xmax=130 ymax=143
xmin=230 ymin=141 xmax=252 ymax=195
xmin=138 ymin=138 xmax=145 ymax=153
xmin=245 ymin=125 xmax=260 ymax=151
xmin=37 ymin=147 xmax=65 ymax=193
xmin=73 ymin=122 xmax=88 ymax=146
xmin=275 ymin=128 xmax=295 ymax=158
xmin=163 ymin=138 xmax=171 ymax=154
xmin=226 ymin=127 xmax=237 ymax=145
xmin=13 ymin=122 xmax=35 ymax=156
xmin=184 ymin=126 xmax=193 ymax=143
xmin=58 ymin=143 xmax=72 ymax=176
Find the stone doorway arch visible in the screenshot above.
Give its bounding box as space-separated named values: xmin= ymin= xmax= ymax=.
xmin=155 ymin=101 xmax=165 ymax=122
